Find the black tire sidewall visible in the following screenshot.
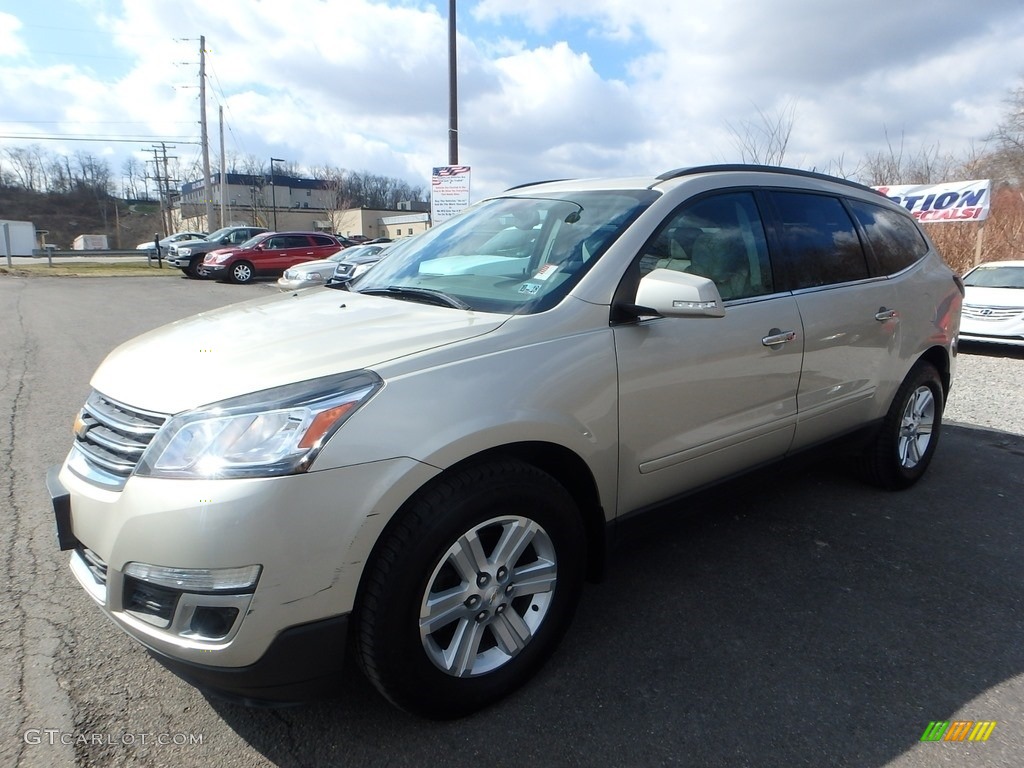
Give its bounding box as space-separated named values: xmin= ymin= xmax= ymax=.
xmin=874 ymin=363 xmax=944 ymax=489
xmin=359 ymin=461 xmax=585 ymax=718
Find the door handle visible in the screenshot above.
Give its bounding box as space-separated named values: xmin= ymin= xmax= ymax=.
xmin=875 ymin=307 xmax=899 ymax=321
xmin=762 ymin=329 xmax=796 ymax=347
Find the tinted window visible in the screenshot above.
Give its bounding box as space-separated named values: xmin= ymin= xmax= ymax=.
xmin=771 ymin=192 xmax=869 ymax=289
xmin=639 ymin=192 xmax=772 ymax=300
xmin=312 ymin=235 xmax=336 ymax=247
xmin=847 ymin=200 xmax=928 ymax=275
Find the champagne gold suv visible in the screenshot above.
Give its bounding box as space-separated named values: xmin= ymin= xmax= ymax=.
xmin=48 ymin=165 xmax=962 ymax=718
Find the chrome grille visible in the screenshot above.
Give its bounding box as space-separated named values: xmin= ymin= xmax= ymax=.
xmin=962 ymin=305 xmax=1024 ymax=322
xmin=73 ymin=391 xmax=168 ymax=486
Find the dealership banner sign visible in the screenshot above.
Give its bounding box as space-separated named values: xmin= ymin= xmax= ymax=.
xmin=873 ymin=180 xmax=991 ymax=223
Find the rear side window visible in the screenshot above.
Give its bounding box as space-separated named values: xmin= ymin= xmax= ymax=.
xmin=312 ymin=235 xmax=336 ymax=247
xmin=771 ymin=192 xmax=869 ymax=289
xmin=847 ymin=200 xmax=929 ymax=275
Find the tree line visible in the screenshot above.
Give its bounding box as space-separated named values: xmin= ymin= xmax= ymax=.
xmin=0 ymin=146 xmax=426 ymax=210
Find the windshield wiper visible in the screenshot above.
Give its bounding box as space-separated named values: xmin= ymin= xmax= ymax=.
xmin=359 ymin=286 xmax=471 ymax=310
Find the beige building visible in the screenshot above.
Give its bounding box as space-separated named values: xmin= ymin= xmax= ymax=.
xmin=175 ymin=172 xmax=431 ymax=238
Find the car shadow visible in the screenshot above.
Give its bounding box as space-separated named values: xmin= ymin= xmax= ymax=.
xmin=207 ymin=424 xmax=1024 ymax=767
xmin=958 ymin=340 xmax=1024 ymax=360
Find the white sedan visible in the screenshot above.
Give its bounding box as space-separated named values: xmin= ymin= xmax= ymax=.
xmin=960 ymin=260 xmax=1024 ymax=346
xmin=136 ymin=231 xmax=207 ymax=255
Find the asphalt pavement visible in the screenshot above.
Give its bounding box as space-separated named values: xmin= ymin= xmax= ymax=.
xmin=2 ymin=274 xmax=1022 ymax=768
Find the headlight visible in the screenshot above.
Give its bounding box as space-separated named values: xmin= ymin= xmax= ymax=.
xmin=351 ymin=262 xmax=378 ymax=278
xmin=177 ymin=247 xmax=192 ymax=256
xmin=206 ymin=252 xmax=230 ymax=264
xmin=296 ymin=270 xmax=326 ymax=282
xmin=136 ymin=371 xmax=382 ymax=479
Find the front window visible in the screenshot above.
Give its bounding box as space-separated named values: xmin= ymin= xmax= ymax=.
xmin=351 ymin=191 xmax=656 ymax=314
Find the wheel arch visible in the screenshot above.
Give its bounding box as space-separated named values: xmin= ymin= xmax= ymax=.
xmin=362 ymin=441 xmax=608 ymax=590
xmin=918 ymin=344 xmax=952 ymax=397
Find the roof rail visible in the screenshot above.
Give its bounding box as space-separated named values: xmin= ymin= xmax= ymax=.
xmin=504 ymin=179 xmax=572 ymax=191
xmin=656 ymin=164 xmax=877 ymax=194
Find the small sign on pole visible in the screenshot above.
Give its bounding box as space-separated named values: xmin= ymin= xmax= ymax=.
xmin=430 ymin=165 xmax=471 ymax=224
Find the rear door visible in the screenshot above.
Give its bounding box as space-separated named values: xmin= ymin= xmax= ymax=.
xmin=614 ymin=190 xmax=804 ymax=512
xmin=262 ymin=235 xmax=315 ymax=272
xmin=765 ymin=190 xmax=900 ymax=448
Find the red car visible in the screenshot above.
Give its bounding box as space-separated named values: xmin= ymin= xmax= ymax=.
xmin=202 ymin=231 xmax=345 ymax=283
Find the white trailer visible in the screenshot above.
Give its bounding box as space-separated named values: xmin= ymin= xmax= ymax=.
xmin=72 ymin=234 xmax=109 ymax=250
xmin=0 ymin=220 xmax=37 ymax=256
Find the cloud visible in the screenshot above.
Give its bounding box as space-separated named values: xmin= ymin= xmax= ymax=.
xmin=3 ymin=0 xmax=1024 ymax=199
xmin=0 ymin=13 xmax=28 ymax=58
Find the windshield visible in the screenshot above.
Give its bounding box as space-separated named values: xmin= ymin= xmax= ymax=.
xmin=964 ymin=265 xmax=1024 ymax=289
xmin=203 ymin=227 xmax=234 ymax=242
xmin=352 ymin=191 xmax=656 ymax=313
xmin=238 ymin=233 xmax=270 ymax=249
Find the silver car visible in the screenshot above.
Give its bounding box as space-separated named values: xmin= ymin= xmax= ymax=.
xmin=277 ymin=244 xmax=388 ymax=290
xmin=959 ymin=260 xmax=1024 ymax=346
xmin=49 ymin=165 xmax=962 ymax=718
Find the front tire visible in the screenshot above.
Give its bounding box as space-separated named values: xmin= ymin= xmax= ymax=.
xmin=230 ymin=260 xmax=254 ymax=284
xmin=356 ymin=458 xmax=585 ymax=719
xmin=861 ymin=361 xmax=944 ymax=490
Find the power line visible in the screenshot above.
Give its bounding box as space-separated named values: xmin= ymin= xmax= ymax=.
xmin=0 ymin=134 xmax=201 ymax=145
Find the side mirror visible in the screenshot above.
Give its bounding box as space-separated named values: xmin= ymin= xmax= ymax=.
xmin=628 ymin=268 xmax=726 ymax=318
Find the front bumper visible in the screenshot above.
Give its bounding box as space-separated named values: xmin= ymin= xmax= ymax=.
xmin=151 ymin=614 xmax=351 ymax=704
xmin=50 ymin=456 xmax=438 ymax=675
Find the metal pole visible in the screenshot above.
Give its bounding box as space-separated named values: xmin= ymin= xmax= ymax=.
xmin=200 ymin=36 xmax=214 ymax=232
xmin=270 ymin=157 xmax=284 ymax=231
xmin=448 ymin=0 xmax=458 ymax=165
xmin=2 ymin=223 xmax=11 ymax=268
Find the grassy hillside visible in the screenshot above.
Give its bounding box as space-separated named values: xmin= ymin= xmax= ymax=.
xmin=0 ymin=186 xmax=166 ymax=249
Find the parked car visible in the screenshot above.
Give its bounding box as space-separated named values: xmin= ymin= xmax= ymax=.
xmin=277 ymin=243 xmax=388 ymax=291
xmin=49 ymin=165 xmax=962 ymax=719
xmin=135 ymin=231 xmax=207 ymax=256
xmin=203 ymin=231 xmax=345 ymax=283
xmin=167 ymin=226 xmax=268 ymax=278
xmin=959 ymin=260 xmax=1024 ymax=346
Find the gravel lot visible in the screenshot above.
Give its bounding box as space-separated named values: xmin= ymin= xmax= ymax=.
xmin=946 ymin=342 xmax=1024 ymax=435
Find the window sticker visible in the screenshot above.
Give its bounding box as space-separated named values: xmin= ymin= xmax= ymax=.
xmin=518 ymin=282 xmax=541 ymax=295
xmin=532 ymin=263 xmax=560 ymax=281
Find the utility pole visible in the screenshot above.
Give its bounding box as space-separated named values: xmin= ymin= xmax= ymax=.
xmin=199 ymin=35 xmax=214 ymax=232
xmin=161 ymin=143 xmax=175 ymax=233
xmin=219 ymin=105 xmax=227 ymax=228
xmin=448 ymin=0 xmax=458 ymax=165
xmin=149 ymin=146 xmax=165 ymax=236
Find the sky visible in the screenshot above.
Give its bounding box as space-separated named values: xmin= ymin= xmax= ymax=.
xmin=1 ymin=0 xmax=1024 ymax=202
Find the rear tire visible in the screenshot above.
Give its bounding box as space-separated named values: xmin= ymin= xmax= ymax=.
xmin=861 ymin=361 xmax=944 ymax=490
xmin=356 ymin=458 xmax=585 ymax=719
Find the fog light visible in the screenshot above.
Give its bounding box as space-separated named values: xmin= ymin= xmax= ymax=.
xmin=190 ymin=606 xmax=240 ymax=638
xmin=122 ymin=563 xmax=261 ymax=592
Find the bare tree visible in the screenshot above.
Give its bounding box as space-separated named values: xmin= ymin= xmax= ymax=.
xmin=726 ymin=101 xmax=797 ymax=166
xmin=988 ymin=83 xmax=1024 ymax=184
xmin=859 ymin=128 xmax=961 ymax=185
xmin=3 ymin=144 xmax=47 ymax=191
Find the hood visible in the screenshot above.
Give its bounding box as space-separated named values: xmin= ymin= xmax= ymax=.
xmin=285 ymin=258 xmax=336 ymax=274
xmin=91 ymin=289 xmax=510 ymax=414
xmin=963 ymin=285 xmax=1023 ymax=307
